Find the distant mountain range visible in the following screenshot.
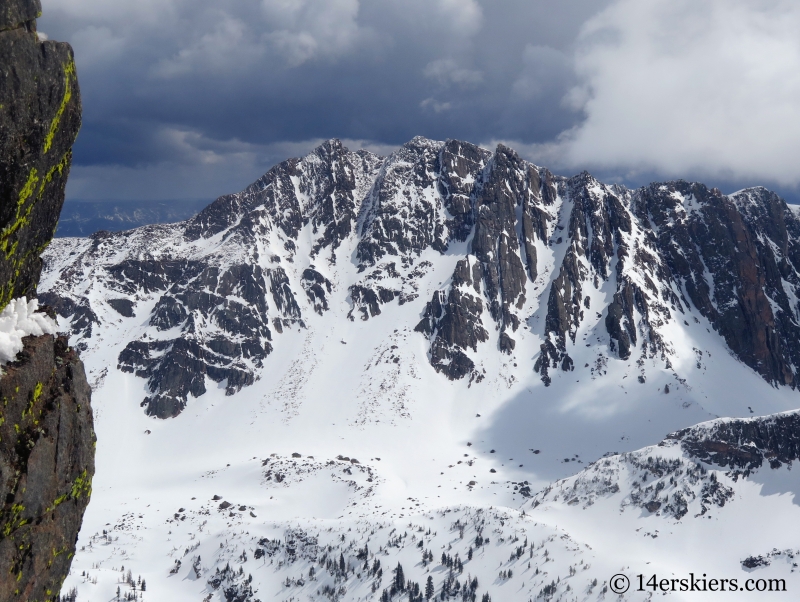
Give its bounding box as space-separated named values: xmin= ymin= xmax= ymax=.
xmin=39 ymin=137 xmax=800 ymax=601
xmin=55 ymin=199 xmax=210 ymax=237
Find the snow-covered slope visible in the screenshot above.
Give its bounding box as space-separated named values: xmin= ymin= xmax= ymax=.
xmin=39 ymin=138 xmax=800 ymax=601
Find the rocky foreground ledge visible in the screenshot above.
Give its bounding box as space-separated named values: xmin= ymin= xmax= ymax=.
xmin=0 ymin=334 xmax=95 ymax=601
xmin=1 ymin=0 xmax=93 ymax=599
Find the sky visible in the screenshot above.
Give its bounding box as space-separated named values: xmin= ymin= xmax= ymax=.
xmin=39 ymin=0 xmax=800 ymax=203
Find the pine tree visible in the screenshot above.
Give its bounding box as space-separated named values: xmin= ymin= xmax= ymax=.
xmin=425 ymin=575 xmax=434 ymax=600
xmin=394 ymin=562 xmax=405 ymax=591
xmin=467 ymin=547 xmax=473 ymax=561
xmin=339 ymin=552 xmax=346 ymax=574
xmin=141 ymin=579 xmax=146 ymax=591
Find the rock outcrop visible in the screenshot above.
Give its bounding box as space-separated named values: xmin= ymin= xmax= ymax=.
xmin=1 ymin=0 xmax=80 ymax=307
xmin=0 ymin=334 xmax=94 ymax=601
xmin=533 ymin=410 xmax=800 ymax=522
xmin=668 ymin=411 xmax=800 ymax=474
xmin=1 ymin=1 xmax=92 ymax=600
xmin=40 ymin=136 xmax=800 ymax=415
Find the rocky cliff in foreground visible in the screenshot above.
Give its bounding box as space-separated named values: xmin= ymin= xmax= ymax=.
xmin=0 ymin=334 xmax=94 ymax=601
xmin=0 ymin=1 xmax=94 ymax=600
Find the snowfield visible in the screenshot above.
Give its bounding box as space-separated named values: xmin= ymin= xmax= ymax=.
xmin=39 ymin=138 xmax=800 ymax=601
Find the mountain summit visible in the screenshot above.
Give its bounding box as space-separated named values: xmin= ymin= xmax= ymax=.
xmin=43 ymin=137 xmax=800 ymax=416
xmin=39 ymin=138 xmax=800 ymax=601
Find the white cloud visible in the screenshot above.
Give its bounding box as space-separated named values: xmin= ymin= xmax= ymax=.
xmin=153 ymin=0 xmax=365 ymax=77
xmin=420 ymin=97 xmax=453 ymax=113
xmin=435 ymin=0 xmax=483 ymax=36
xmin=69 ymin=26 xmax=126 ymax=68
xmin=44 ymin=0 xmax=171 ymax=25
xmin=48 ymin=0 xmax=366 ymax=78
xmin=511 ymin=44 xmax=573 ymax=100
xmin=154 ymin=14 xmax=266 ymax=77
xmin=423 ymin=58 xmax=483 ymax=87
xmin=552 ymin=0 xmax=800 ymax=186
xmin=260 ymin=0 xmax=363 ymax=66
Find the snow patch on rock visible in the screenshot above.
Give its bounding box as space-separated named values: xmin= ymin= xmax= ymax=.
xmin=0 ymin=298 xmax=57 ymax=365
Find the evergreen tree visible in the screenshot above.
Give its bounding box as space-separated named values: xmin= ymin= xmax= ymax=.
xmin=339 ymin=553 xmax=346 ymax=574
xmin=394 ymin=562 xmax=405 ymax=591
xmin=141 ymin=579 xmax=146 ymax=591
xmin=425 ymin=575 xmax=434 ymax=600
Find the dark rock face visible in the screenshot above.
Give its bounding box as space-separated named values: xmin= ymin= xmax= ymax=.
xmin=416 ymin=144 xmax=555 ymax=377
xmin=0 ymin=0 xmax=80 ymax=310
xmin=357 ymin=137 xmax=453 ymax=268
xmin=37 ymin=291 xmax=97 ymax=347
xmin=107 ymin=298 xmax=134 ymax=317
xmin=438 ymin=139 xmax=492 ymax=242
xmin=534 ymin=178 xmax=800 ymax=388
xmin=0 ymin=334 xmax=95 ymax=602
xmin=635 ymin=183 xmax=800 ymax=388
xmin=43 ymin=140 xmax=383 ymax=418
xmin=1 ymin=4 xmax=91 ymax=600
xmin=118 ymin=262 xmax=273 ymax=418
xmin=39 ymin=134 xmax=800 ymax=414
xmin=186 ymin=140 xmax=381 ymax=258
xmin=1 ymin=0 xmax=40 ymax=29
xmin=301 ymin=267 xmax=332 ymax=315
xmin=415 ymin=258 xmax=488 ymax=379
xmin=668 ymin=411 xmax=800 ymax=475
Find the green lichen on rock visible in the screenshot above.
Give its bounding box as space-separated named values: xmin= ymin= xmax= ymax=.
xmin=0 ymin=336 xmax=95 ymax=601
xmin=0 ymin=2 xmax=91 ymax=601
xmin=43 ymin=59 xmax=76 ymax=155
xmin=0 ymin=0 xmax=81 ymax=314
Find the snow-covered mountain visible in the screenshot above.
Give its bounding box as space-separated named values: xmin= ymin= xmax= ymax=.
xmin=40 ymin=137 xmax=800 ymax=601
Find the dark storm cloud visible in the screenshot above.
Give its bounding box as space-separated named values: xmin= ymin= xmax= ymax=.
xmin=38 ymin=0 xmax=606 ymax=198
xmin=39 ymin=0 xmax=800 ymax=200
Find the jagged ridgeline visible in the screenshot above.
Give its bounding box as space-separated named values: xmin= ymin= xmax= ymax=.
xmin=43 ymin=135 xmax=800 ymax=418
xmin=0 ymin=1 xmax=95 ymax=601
